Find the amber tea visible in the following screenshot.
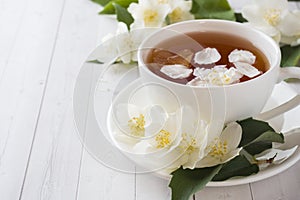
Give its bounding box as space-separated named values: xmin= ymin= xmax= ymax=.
xmin=145 ymin=31 xmax=270 ymax=85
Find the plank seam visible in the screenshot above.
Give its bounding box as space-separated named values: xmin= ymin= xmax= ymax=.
xmin=249 ymin=183 xmax=254 ymax=200
xmin=17 ymin=0 xmax=68 ymax=199
xmin=0 ymin=0 xmax=29 ymax=84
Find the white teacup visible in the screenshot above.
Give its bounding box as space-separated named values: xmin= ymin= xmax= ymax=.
xmin=138 ymin=20 xmax=300 ymax=124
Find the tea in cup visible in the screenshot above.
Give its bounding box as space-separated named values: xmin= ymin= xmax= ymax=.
xmin=138 ymin=19 xmax=300 ymax=123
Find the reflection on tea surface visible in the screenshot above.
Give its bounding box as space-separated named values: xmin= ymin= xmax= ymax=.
xmin=146 ymin=31 xmax=270 ymax=86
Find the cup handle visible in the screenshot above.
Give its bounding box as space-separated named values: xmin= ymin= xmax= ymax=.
xmin=278 ymin=67 xmax=300 ymax=82
xmin=256 ymin=66 xmax=300 ymax=121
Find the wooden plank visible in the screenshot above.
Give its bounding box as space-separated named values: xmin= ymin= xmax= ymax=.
xmin=136 ymin=174 xmax=171 ymax=200
xmin=17 ymin=0 xmax=103 ymax=199
xmin=250 ymin=162 xmax=300 ymax=200
xmin=195 ymin=185 xmax=252 ymax=200
xmin=75 ymin=13 xmax=136 ymax=199
xmin=277 ymin=161 xmax=300 ymax=200
xmin=74 ymin=59 xmax=136 ymax=200
xmin=0 ymin=0 xmax=27 ymax=78
xmin=77 ymin=150 xmax=135 ymax=200
xmin=251 ymin=176 xmax=285 ymax=200
xmin=0 ymin=0 xmax=66 ymax=199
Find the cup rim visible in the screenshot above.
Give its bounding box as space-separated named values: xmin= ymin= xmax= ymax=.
xmin=137 ymin=19 xmax=281 ymax=88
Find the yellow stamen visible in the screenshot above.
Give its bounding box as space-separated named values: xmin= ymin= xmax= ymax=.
xmin=264 ymin=9 xmax=281 ymax=26
xmin=186 ymin=138 xmax=197 ymax=155
xmin=128 ymin=114 xmax=145 ymax=137
xmin=144 ymin=9 xmax=159 ymax=26
xmin=168 ymin=8 xmax=183 ymax=23
xmin=157 ymin=0 xmax=168 ymax=4
xmin=155 ymin=129 xmax=171 ymax=148
xmin=180 ymin=133 xmax=197 ymax=154
xmin=208 ymin=138 xmax=228 ymax=161
xmin=223 ymin=75 xmax=231 ymax=84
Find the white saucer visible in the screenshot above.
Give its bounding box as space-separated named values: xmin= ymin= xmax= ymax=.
xmin=95 ymin=75 xmax=300 ymax=187
xmin=207 ymin=128 xmax=300 ymax=186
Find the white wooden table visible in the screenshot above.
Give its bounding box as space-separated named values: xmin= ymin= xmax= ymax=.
xmin=1 ymin=0 xmax=300 ymax=199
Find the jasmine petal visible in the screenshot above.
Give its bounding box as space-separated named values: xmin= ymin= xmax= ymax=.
xmin=193 ymin=67 xmax=211 ymax=78
xmin=160 ymin=64 xmax=193 ymax=79
xmin=234 ymin=62 xmax=261 ymax=78
xmin=228 ymin=49 xmax=256 ymax=64
xmin=212 ymin=65 xmax=227 ymax=72
xmin=194 ymin=47 xmax=221 ymax=65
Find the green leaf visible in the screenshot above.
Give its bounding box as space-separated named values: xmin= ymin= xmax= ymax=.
xmin=169 ymin=165 xmax=222 ymax=200
xmin=280 ymin=45 xmax=300 ymax=67
xmin=243 ymin=131 xmax=284 ymax=155
xmin=244 ymin=131 xmax=284 ymax=147
xmin=235 ymin=13 xmax=247 ymax=23
xmin=244 ymin=142 xmax=272 ymax=155
xmin=113 ymin=3 xmax=134 ymax=29
xmin=238 ymin=118 xmax=275 ymax=146
xmin=212 ymin=155 xmax=259 ymax=181
xmin=237 ymin=118 xmax=276 ymax=155
xmin=99 ymin=0 xmax=137 ymax=14
xmin=91 ymin=0 xmax=111 ymax=7
xmin=191 ymin=0 xmax=236 ymax=21
xmin=87 ymin=59 xmax=104 ymax=64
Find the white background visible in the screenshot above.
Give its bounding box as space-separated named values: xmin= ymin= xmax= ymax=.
xmin=0 ymin=0 xmax=300 ymax=199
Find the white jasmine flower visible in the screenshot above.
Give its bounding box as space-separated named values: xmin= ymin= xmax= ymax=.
xmin=160 ymin=64 xmax=193 ymax=79
xmin=228 ymin=49 xmax=256 ymax=64
xmin=111 ymin=104 xmax=187 ymax=173
xmin=113 ymin=104 xmax=168 ymax=139
xmin=222 ymin=67 xmax=243 ymax=84
xmin=131 ymin=111 xmax=182 ymax=154
xmin=164 ymin=108 xmax=210 ymax=171
xmin=178 ymin=122 xmax=209 ymax=169
xmin=128 ymin=0 xmax=171 ymax=28
xmin=167 ymin=0 xmax=194 ymax=24
xmin=189 ymin=65 xmax=243 ymax=86
xmin=110 ymin=98 xmax=242 ymax=173
xmin=206 ymin=66 xmax=229 ymax=85
xmin=277 ymin=9 xmax=300 ymax=37
xmin=194 ymin=48 xmax=221 ymax=65
xmin=234 ymin=62 xmax=261 ymax=78
xmin=206 ymin=66 xmax=242 ymax=85
xmin=100 ymin=22 xmax=156 ymax=64
xmin=278 ymin=10 xmax=300 ymax=46
xmin=111 ymin=101 xmax=210 ymax=172
xmin=281 ymin=34 xmax=300 ymax=47
xmin=241 ymin=0 xmax=300 ymax=45
xmin=196 ymin=122 xmax=243 ymax=168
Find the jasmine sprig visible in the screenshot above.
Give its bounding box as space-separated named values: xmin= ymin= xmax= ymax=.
xmin=91 ymin=0 xmax=300 ymax=67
